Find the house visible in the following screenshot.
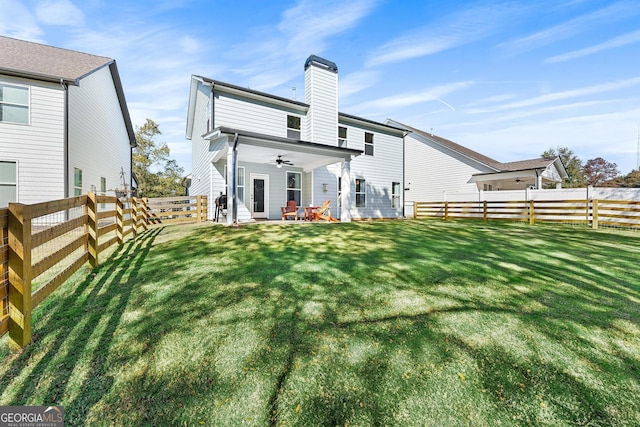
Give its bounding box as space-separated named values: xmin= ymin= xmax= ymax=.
xmin=385 ymin=120 xmax=567 ymax=202
xmin=0 ymin=35 xmax=136 ymax=208
xmin=186 ymin=55 xmax=405 ymax=223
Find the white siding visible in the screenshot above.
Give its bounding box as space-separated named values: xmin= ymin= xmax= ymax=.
xmin=68 ymin=66 xmax=131 ymax=198
xmin=405 ymin=133 xmax=494 ymax=202
xmin=190 ymin=82 xmax=215 ymax=208
xmin=0 ymin=75 xmax=65 ymax=204
xmin=304 ymin=64 xmax=337 ymax=146
xmin=214 ymin=92 xmax=305 ymax=138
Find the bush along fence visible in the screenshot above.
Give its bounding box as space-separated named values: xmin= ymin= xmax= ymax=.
xmin=0 ymin=193 xmax=207 ymax=349
xmin=414 ymin=199 xmax=640 ymax=229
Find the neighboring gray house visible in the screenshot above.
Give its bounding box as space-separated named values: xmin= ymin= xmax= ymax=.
xmin=186 ymin=55 xmax=405 ymax=223
xmin=386 ymin=120 xmax=567 ymax=202
xmin=0 ymin=36 xmax=136 ymax=207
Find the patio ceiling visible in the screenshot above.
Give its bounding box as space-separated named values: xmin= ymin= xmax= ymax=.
xmin=205 ymin=126 xmax=362 ymax=172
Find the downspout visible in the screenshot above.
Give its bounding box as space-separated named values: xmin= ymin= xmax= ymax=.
xmin=231 ymin=133 xmax=239 ymax=224
xmin=402 ymin=130 xmax=408 ymax=218
xmin=61 ymin=79 xmax=69 ymax=198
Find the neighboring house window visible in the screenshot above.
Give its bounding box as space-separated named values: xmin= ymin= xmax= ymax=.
xmin=287 ymin=172 xmax=301 ymax=205
xmin=355 ymin=178 xmax=366 ymax=207
xmin=0 ymin=160 xmax=17 ymax=207
xmin=338 ymin=126 xmax=347 ymax=147
xmin=392 ymin=182 xmax=401 ymax=208
xmin=483 ymin=184 xmax=493 ymax=191
xmin=287 ymin=115 xmax=301 ymax=139
xmin=364 ymin=132 xmax=374 ymax=156
xmin=101 ymin=177 xmax=107 ymax=195
xmin=74 ymin=168 xmax=82 ymax=196
xmin=224 ymin=165 xmax=245 ymax=203
xmin=0 ymin=84 xmax=29 ymax=124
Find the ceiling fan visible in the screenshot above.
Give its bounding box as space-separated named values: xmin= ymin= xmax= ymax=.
xmin=275 ymin=155 xmax=293 ymax=168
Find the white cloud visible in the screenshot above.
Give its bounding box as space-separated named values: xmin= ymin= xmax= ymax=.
xmin=35 ymin=0 xmax=85 ymax=27
xmin=468 ymin=77 xmax=640 ymax=113
xmin=546 ymin=29 xmax=640 ymax=63
xmin=0 ymin=0 xmax=43 ymax=40
xmin=498 ymin=0 xmax=639 ymax=53
xmin=350 ymin=81 xmax=474 ymax=115
xmin=339 ymin=71 xmax=380 ymax=99
xmin=365 ymin=3 xmax=519 ymax=67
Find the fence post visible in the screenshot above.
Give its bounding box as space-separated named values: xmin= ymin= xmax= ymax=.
xmin=7 ymin=203 xmax=33 ymax=348
xmin=141 ymin=198 xmax=149 ymax=230
xmin=413 ymin=202 xmax=417 ymax=219
xmin=116 ymin=197 xmax=124 ymax=245
xmin=529 ymin=200 xmax=535 ymax=225
xmin=592 ymin=199 xmax=599 ymax=229
xmin=87 ymin=192 xmax=99 ymax=268
xmin=444 ymin=201 xmax=449 ymax=220
xmin=483 ymin=200 xmax=487 ymax=221
xmin=196 ymin=195 xmax=202 ymax=223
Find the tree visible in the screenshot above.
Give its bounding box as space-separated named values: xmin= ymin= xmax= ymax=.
xmin=582 ymin=157 xmax=620 ymax=186
xmin=133 ymin=119 xmax=185 ymax=197
xmin=542 ymin=146 xmax=584 ymax=188
xmin=608 ymin=169 xmax=640 ymax=188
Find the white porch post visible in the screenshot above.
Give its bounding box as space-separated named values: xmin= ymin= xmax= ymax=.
xmin=340 ymin=159 xmax=352 ymax=222
xmin=226 ymin=135 xmax=239 ymax=225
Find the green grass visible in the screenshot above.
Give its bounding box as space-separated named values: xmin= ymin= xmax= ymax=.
xmin=1 ymin=220 xmax=639 ymax=426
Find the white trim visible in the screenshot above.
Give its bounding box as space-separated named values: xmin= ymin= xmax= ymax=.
xmin=250 ymin=173 xmax=269 ymax=219
xmin=0 ymin=82 xmax=31 ymax=126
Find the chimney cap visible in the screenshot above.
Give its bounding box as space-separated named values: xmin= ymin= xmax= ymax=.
xmin=304 ymin=55 xmax=338 ymax=73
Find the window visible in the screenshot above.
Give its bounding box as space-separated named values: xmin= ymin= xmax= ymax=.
xmin=355 ymin=178 xmax=366 ymax=207
xmin=74 ymin=168 xmax=82 ymax=196
xmin=392 ymin=182 xmax=401 ymax=208
xmin=0 ymin=160 xmax=17 ymax=207
xmin=287 ymin=115 xmax=301 ymax=139
xmin=0 ymin=84 xmax=29 ymax=124
xmin=100 ymin=177 xmax=107 ymax=195
xmin=338 ymin=126 xmax=347 ymax=147
xmin=224 ymin=165 xmax=245 ymax=203
xmin=337 ymin=177 xmax=342 ymax=207
xmin=364 ymin=132 xmax=374 ymax=155
xmin=286 ymin=172 xmax=301 ymax=206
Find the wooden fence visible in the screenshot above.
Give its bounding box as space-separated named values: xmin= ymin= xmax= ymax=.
xmin=414 ymin=199 xmax=640 ymax=229
xmin=0 ymin=193 xmax=207 ymax=349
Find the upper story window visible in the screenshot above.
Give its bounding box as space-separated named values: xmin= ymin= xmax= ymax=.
xmin=287 ymin=115 xmax=301 ymax=139
xmin=338 ymin=126 xmax=347 ymax=147
xmin=364 ymin=132 xmax=374 ymax=156
xmin=0 ymin=84 xmax=29 ymax=125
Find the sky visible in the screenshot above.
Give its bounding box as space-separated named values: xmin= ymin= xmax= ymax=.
xmin=2 ymin=0 xmax=640 ymax=175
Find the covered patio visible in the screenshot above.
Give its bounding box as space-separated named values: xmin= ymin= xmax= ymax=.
xmin=203 ymin=126 xmax=362 ymax=225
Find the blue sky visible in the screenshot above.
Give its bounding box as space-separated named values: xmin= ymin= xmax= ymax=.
xmin=2 ymin=0 xmax=640 ymax=174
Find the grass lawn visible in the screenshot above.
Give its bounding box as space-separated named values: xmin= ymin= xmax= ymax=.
xmin=1 ymin=219 xmax=639 ymax=426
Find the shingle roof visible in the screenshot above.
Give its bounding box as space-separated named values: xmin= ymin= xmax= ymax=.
xmin=499 ymin=158 xmax=557 ymax=172
xmin=0 ymin=35 xmax=113 ymax=84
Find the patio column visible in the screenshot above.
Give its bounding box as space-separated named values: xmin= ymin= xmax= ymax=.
xmin=226 ymin=135 xmax=239 ymax=225
xmin=537 ymin=174 xmax=543 ymax=189
xmin=341 ymin=159 xmax=352 ymax=222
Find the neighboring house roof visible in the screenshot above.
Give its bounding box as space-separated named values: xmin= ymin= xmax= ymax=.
xmin=388 ymin=119 xmax=568 ymax=179
xmin=386 ymin=119 xmax=503 ymax=170
xmin=0 ymin=35 xmax=136 ymax=147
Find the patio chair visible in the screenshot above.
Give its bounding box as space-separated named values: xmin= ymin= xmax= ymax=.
xmin=281 ymin=200 xmax=300 ymax=221
xmin=316 ymin=200 xmax=338 ymax=222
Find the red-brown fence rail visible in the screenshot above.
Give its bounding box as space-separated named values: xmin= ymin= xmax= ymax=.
xmin=414 ymin=199 xmax=640 ymax=229
xmin=0 ymin=193 xmax=207 ymax=348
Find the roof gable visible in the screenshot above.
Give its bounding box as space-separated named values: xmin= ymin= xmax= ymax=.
xmin=0 ymin=35 xmax=113 ymax=84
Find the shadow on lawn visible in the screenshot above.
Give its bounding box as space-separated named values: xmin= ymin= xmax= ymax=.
xmin=0 ymin=227 xmax=163 ymax=424
xmin=91 ymin=220 xmax=639 ymax=425
xmin=1 ymin=220 xmax=638 ymax=425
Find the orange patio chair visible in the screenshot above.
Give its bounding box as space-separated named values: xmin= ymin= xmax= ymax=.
xmin=281 ymin=200 xmax=299 ymax=221
xmin=315 ymin=200 xmax=338 ymax=222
